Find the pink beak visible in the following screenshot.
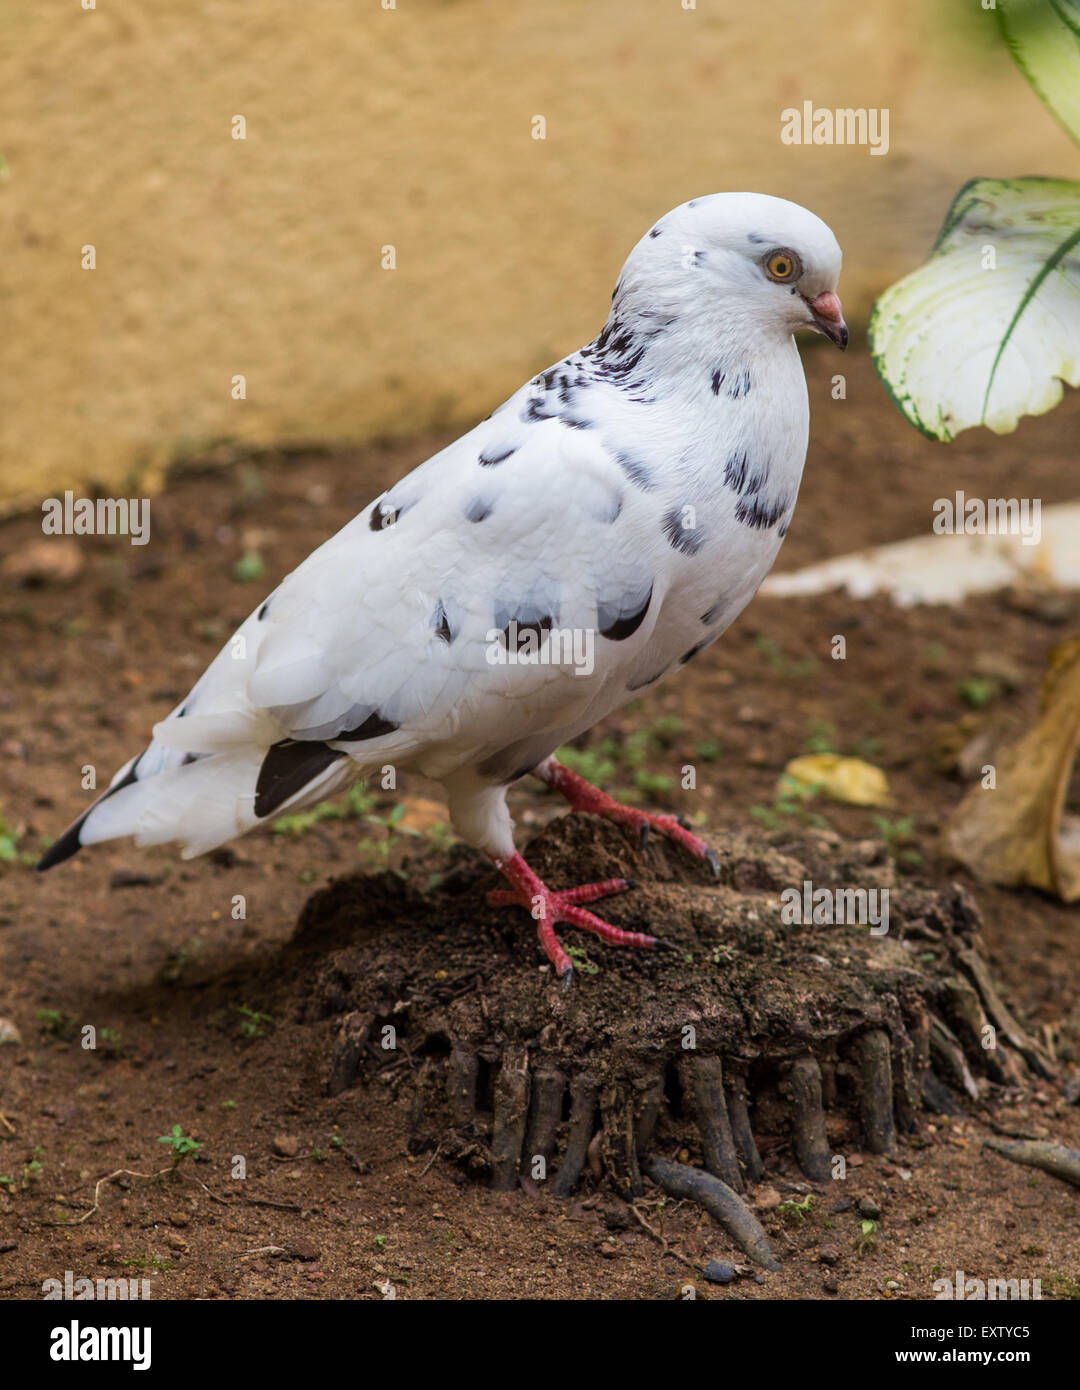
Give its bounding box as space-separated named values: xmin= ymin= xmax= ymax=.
xmin=805 ymin=290 xmax=848 ymax=350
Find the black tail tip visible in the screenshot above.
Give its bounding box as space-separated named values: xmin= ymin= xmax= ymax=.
xmin=36 ymin=827 xmax=83 ymax=872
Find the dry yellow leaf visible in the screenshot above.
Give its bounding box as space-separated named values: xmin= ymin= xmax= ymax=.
xmin=782 ymin=754 xmax=891 ymax=807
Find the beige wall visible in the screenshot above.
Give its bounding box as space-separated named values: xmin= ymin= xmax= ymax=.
xmin=0 ymin=0 xmax=1074 ymax=507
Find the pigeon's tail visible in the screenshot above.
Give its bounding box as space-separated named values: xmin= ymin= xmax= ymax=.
xmin=36 ymin=738 xmax=357 ymax=869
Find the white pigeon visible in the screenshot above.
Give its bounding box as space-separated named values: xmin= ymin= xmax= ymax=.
xmin=39 ymin=192 xmax=846 ymax=981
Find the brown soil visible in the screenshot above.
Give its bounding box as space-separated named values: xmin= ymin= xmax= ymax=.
xmin=1 ymin=349 xmax=1078 ymax=1300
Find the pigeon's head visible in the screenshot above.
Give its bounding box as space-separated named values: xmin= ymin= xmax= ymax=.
xmin=617 ymin=192 xmax=847 ymax=352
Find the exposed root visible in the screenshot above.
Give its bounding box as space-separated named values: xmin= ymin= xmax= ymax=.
xmin=983 ymin=1136 xmax=1080 ymax=1188
xmin=643 ymin=1156 xmax=781 ymax=1272
xmin=724 ymin=1067 xmax=765 ymax=1183
xmin=856 ymin=1029 xmax=896 ymax=1155
xmin=490 ymin=1046 xmax=529 ymax=1191
xmin=678 ymin=1055 xmax=743 ymax=1191
xmin=784 ymin=1056 xmax=831 ymax=1182
xmin=550 ymin=1073 xmax=598 ymax=1197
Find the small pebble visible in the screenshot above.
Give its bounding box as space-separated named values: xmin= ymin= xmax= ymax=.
xmin=823 ymin=1275 xmax=839 ymax=1294
xmin=703 ymin=1259 xmax=735 ymax=1284
xmin=818 ymin=1244 xmax=840 ymax=1266
xmin=272 ymin=1134 xmax=301 ymax=1158
xmin=858 ymin=1196 xmax=882 ymax=1219
xmin=110 ymin=869 xmax=161 ymax=890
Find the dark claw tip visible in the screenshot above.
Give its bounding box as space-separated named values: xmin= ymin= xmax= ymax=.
xmin=704 ymin=848 xmax=721 ymax=880
xmin=638 ymin=822 xmax=651 ymax=850
xmin=623 ymin=877 xmax=637 ymax=890
xmin=560 ymin=965 xmax=574 ymax=992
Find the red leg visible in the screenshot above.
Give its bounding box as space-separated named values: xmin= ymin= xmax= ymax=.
xmin=489 ymin=851 xmax=659 ymax=983
xmin=536 ymin=757 xmax=720 ymax=877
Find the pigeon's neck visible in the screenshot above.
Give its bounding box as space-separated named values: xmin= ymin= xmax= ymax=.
xmin=580 ymin=303 xmax=810 ymax=515
xmin=584 ymin=301 xmax=801 ymax=409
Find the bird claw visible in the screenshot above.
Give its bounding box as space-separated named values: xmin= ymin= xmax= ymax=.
xmin=542 ymin=760 xmax=720 ymax=881
xmin=488 ymin=853 xmax=657 ymax=975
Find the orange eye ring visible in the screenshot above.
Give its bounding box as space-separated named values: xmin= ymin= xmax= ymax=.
xmin=764 ymin=248 xmax=801 ymax=283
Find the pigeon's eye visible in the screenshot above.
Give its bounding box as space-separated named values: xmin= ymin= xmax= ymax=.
xmin=763 ymin=248 xmax=801 ymax=283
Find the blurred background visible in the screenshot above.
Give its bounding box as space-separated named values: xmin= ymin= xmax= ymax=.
xmin=1 ymin=0 xmax=1074 ymax=508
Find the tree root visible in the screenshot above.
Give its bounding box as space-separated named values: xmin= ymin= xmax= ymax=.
xmin=643 ymin=1156 xmax=780 ymax=1272
xmin=983 ymin=1136 xmax=1080 ymax=1188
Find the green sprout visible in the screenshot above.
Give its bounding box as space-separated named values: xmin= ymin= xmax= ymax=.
xmin=750 ymin=774 xmax=829 ymax=832
xmin=566 ymin=944 xmax=600 ymax=976
xmin=235 ymin=1005 xmax=273 ymax=1039
xmin=272 ymin=781 xmax=376 ymax=836
xmin=156 ymin=1125 xmax=202 ymax=1166
xmin=37 ymin=1008 xmax=69 ymax=1039
xmin=232 ymin=551 xmax=265 ymax=583
xmin=957 ymin=676 xmax=998 ymax=709
xmin=872 ymin=814 xmax=923 ymax=866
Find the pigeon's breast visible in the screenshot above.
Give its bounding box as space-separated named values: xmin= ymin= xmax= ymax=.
xmin=606 ymin=340 xmax=811 ymax=699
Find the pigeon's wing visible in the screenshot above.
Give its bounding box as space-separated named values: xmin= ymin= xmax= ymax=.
xmin=47 ymin=373 xmax=670 ymax=863
xmin=223 ymin=386 xmax=666 ymax=776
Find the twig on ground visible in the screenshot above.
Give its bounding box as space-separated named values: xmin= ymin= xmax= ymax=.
xmin=418 ymin=1144 xmax=443 ymax=1177
xmin=629 ymin=1201 xmax=698 ymax=1272
xmin=77 ymin=1167 xmax=171 ymax=1223
xmin=186 ymin=1173 xmax=233 ymax=1205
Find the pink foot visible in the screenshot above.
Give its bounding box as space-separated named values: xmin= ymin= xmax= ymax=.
xmin=537 ymin=758 xmax=721 ymax=878
xmin=488 ymin=851 xmax=660 ymax=982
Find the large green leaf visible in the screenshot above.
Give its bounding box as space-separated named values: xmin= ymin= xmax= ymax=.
xmin=998 ymin=0 xmax=1080 ymax=146
xmin=869 ymin=177 xmax=1080 ymax=441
